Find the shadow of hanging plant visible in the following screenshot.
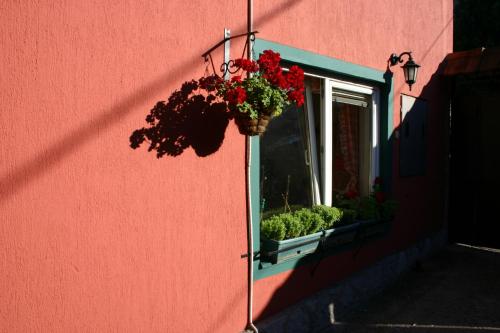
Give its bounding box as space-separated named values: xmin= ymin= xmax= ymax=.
xmin=130 ymin=78 xmax=231 ymax=157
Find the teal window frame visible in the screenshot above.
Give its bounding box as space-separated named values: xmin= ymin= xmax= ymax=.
xmin=251 ymin=39 xmax=394 ymax=280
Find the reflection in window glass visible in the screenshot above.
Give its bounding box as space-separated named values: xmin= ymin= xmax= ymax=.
xmin=260 ymin=105 xmax=313 ymax=220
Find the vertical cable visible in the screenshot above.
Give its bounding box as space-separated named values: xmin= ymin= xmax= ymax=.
xmin=245 ymin=0 xmax=259 ymax=331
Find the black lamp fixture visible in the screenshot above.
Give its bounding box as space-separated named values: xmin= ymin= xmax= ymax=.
xmin=389 ymin=52 xmax=420 ymax=91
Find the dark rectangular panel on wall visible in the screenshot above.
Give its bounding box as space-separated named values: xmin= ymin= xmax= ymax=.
xmin=400 ymin=94 xmax=428 ymax=177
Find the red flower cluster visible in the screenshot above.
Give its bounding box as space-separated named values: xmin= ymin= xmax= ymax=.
xmin=257 ymin=50 xmax=281 ymax=78
xmin=235 ymin=52 xmax=306 ymax=105
xmin=234 ymin=58 xmax=259 ymax=73
xmin=257 ymin=51 xmax=305 ymax=107
xmin=258 ymin=50 xmax=285 ymax=86
xmin=286 ymin=65 xmax=305 ymax=106
xmin=231 ymin=75 xmax=242 ymax=83
xmin=288 ymin=90 xmax=304 ymax=107
xmin=226 ymin=86 xmax=247 ymax=105
xmin=221 ymin=50 xmax=306 ymax=118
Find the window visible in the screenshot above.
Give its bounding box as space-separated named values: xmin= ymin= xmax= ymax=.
xmin=251 ymin=39 xmax=393 ymax=279
xmin=260 ymin=75 xmax=380 ymax=217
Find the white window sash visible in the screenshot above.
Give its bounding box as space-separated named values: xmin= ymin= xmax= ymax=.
xmin=321 ymin=79 xmax=333 ymax=206
xmin=305 ymin=76 xmax=380 ymax=205
xmin=312 ymin=77 xmax=380 ymax=206
xmin=305 ymin=82 xmax=321 ymax=205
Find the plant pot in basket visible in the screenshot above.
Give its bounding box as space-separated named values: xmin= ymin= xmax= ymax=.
xmin=234 ymin=112 xmax=272 ymax=136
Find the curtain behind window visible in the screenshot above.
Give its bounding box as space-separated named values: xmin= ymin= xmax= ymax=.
xmin=334 ymin=103 xmax=360 ymax=194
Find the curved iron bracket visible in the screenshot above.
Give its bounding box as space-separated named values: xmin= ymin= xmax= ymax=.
xmin=389 ymin=51 xmax=413 ymax=66
xmin=201 ymin=31 xmax=258 ymax=78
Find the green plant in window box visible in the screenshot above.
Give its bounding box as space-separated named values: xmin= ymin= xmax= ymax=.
xmin=294 ymin=208 xmax=324 ymax=236
xmin=311 ymin=205 xmax=343 ymax=229
xmin=261 ymin=206 xmax=348 ymax=241
xmin=333 ymin=177 xmax=398 ymax=222
xmin=261 ymin=215 xmax=287 ymax=241
xmin=339 ymin=208 xmax=357 ymax=226
xmin=282 ymin=212 xmax=304 ymax=239
xmin=261 ymin=204 xmax=303 ymax=221
xmin=333 ymin=177 xmax=398 ymax=239
xmin=260 ymin=205 xmax=359 ymax=264
xmin=358 ymin=195 xmax=379 ymax=220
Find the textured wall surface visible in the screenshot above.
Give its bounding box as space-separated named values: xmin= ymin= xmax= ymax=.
xmin=1 ymin=1 xmax=452 ymax=332
xmin=0 ymin=1 xmax=250 ymax=332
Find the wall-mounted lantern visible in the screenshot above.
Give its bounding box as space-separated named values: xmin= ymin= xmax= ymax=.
xmin=389 ymin=52 xmax=420 ymax=91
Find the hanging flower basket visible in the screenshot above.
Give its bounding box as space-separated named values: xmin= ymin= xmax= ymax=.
xmin=218 ymin=50 xmax=305 ymax=136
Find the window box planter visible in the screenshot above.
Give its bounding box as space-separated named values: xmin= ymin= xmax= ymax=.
xmin=322 ymin=222 xmax=360 ymax=248
xmin=261 ymin=223 xmax=360 ymax=264
xmin=358 ymin=219 xmax=391 ymax=240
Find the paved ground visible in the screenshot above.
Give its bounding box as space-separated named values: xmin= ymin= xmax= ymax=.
xmin=324 ymin=244 xmax=500 ymax=333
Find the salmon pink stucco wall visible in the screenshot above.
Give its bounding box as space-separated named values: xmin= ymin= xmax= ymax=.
xmin=1 ymin=1 xmax=252 ymax=332
xmin=1 ymin=1 xmax=452 ymax=332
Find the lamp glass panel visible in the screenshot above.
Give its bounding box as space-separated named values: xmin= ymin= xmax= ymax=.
xmin=404 ymin=65 xmax=416 ymax=84
xmin=411 ymin=66 xmax=418 ymax=83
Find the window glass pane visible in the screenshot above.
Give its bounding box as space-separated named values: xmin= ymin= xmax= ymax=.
xmin=260 ymin=105 xmax=313 ymax=220
xmin=332 ymin=98 xmax=371 ymax=197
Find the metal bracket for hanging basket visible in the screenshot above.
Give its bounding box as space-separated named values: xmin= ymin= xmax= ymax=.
xmin=201 ymin=31 xmax=258 ymax=78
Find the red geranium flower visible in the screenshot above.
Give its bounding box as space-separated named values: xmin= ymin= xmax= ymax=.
xmin=258 ymin=50 xmax=281 ymax=76
xmin=288 ymin=89 xmax=305 ymax=107
xmin=231 ymin=75 xmax=242 ymax=83
xmin=234 ymin=58 xmax=259 ymax=73
xmin=210 ymin=49 xmax=306 ymax=130
xmin=226 ymin=86 xmax=247 ymax=105
xmin=287 ymin=65 xmax=305 ymax=91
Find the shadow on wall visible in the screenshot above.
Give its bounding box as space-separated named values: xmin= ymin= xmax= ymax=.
xmin=254 ymin=61 xmax=451 ymax=333
xmin=0 ymin=0 xmax=305 ymax=205
xmin=395 ymin=61 xmax=450 ymax=243
xmin=129 ymin=78 xmax=231 ymax=158
xmin=448 ymin=74 xmax=500 ymax=247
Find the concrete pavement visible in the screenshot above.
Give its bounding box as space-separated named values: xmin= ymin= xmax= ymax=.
xmin=324 ymin=244 xmax=500 ymax=333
